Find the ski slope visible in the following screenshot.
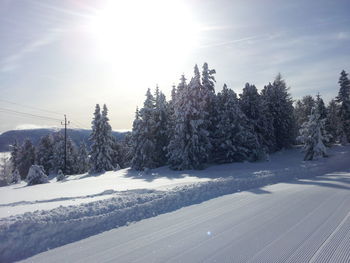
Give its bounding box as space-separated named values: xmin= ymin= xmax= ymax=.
xmin=22 ymin=171 xmax=350 ymax=263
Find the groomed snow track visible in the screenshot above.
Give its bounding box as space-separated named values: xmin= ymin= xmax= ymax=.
xmin=21 ymin=172 xmax=350 ymax=263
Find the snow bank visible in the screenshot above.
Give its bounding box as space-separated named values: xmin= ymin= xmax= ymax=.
xmin=1 ymin=146 xmax=350 ymax=262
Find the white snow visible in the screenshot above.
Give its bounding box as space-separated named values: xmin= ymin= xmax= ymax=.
xmin=0 ymin=152 xmax=10 ymax=163
xmin=0 ymin=145 xmax=349 ymax=262
xmin=0 ymin=167 xmax=210 ymax=218
xmin=20 ymin=171 xmax=350 ymax=263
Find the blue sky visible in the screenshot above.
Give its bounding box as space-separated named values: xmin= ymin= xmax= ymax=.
xmin=0 ymin=0 xmax=349 ymax=133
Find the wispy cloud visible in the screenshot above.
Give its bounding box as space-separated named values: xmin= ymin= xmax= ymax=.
xmin=199 ymin=34 xmax=277 ymax=49
xmin=0 ymin=31 xmax=60 ymax=73
xmin=335 ymin=31 xmax=350 ymax=40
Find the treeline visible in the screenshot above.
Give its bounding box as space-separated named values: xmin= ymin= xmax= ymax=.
xmin=131 ymin=64 xmax=350 ymax=170
xmin=1 ymin=65 xmax=350 ymax=185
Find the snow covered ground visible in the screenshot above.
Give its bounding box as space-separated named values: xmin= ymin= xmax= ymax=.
xmin=1 ymin=145 xmax=350 ymax=262
xmin=20 ymin=171 xmax=350 ymax=263
xmin=0 ymin=169 xmax=210 ymax=218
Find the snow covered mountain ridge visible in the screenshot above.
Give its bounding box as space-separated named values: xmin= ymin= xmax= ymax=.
xmin=0 ymin=128 xmax=127 ymax=152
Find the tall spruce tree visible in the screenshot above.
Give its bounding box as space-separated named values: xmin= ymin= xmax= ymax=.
xmin=336 ymin=70 xmax=350 ymax=143
xmin=131 ymin=89 xmax=157 ymax=170
xmin=239 ymin=83 xmax=274 ymax=152
xmin=131 ymin=107 xmax=144 ymax=170
xmin=261 ymin=74 xmax=295 ymax=151
xmin=153 ymin=87 xmax=169 ymax=166
xmin=89 ymin=104 xmax=115 ymax=173
xmin=201 ymin=62 xmax=217 ymax=160
xmin=213 ymin=84 xmax=261 ymax=163
xmin=168 ymin=66 xmax=211 ymax=170
xmin=100 ymin=104 xmax=115 ymax=170
xmin=167 ymin=85 xmax=177 ymax=146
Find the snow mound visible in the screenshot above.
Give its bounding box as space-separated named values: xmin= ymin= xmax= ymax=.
xmin=26 ymin=165 xmax=49 ymax=186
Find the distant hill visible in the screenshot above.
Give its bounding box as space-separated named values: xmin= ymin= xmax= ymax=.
xmin=0 ymin=129 xmax=127 ymax=152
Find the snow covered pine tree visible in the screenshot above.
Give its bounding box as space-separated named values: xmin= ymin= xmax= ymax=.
xmin=89 ymin=104 xmax=115 ymax=173
xmin=298 ymin=101 xmax=330 ymax=161
xmin=336 ymin=70 xmax=350 ymax=144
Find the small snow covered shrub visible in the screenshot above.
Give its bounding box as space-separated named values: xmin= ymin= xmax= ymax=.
xmin=26 ymin=165 xmax=49 ymax=186
xmin=56 ymin=169 xmax=66 ymax=181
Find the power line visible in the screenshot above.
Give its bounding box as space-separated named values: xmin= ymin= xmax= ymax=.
xmin=0 ymin=99 xmax=91 ymax=129
xmin=0 ymin=107 xmax=62 ymax=122
xmin=0 ymin=99 xmax=63 ymax=116
xmin=70 ymin=120 xmax=89 ymax=130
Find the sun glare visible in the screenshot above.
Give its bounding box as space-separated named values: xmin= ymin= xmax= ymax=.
xmin=88 ymin=0 xmax=199 ymax=73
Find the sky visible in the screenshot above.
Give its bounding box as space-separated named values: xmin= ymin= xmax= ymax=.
xmin=0 ymin=0 xmax=349 ymax=133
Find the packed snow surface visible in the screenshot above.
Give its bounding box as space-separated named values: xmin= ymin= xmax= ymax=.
xmin=0 ymin=145 xmax=349 ymax=262
xmin=0 ymin=168 xmax=210 ymax=218
xmin=21 ymin=172 xmax=350 ymax=263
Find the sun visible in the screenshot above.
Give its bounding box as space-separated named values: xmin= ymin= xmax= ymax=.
xmin=88 ymin=0 xmax=200 ymax=73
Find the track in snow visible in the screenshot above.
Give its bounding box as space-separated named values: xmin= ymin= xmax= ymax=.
xmin=22 ymin=172 xmax=350 ymax=263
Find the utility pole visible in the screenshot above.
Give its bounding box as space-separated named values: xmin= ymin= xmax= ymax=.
xmin=61 ymin=114 xmax=70 ymax=174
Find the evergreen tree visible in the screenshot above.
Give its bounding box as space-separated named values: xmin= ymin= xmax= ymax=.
xmin=131 ymin=107 xmax=145 ymax=170
xmin=213 ymin=84 xmax=261 ymax=163
xmin=201 ymin=62 xmax=217 ymax=160
xmin=261 ymin=74 xmax=295 ymax=151
xmin=118 ymin=132 xmax=133 ymax=168
xmin=325 ymin=99 xmax=340 ymax=143
xmin=52 ymin=133 xmax=65 ymax=174
xmin=298 ymin=105 xmax=329 ymax=161
xmin=131 ymin=89 xmax=157 ymax=170
xmin=52 ymin=134 xmax=78 ymax=175
xmin=36 ymin=134 xmax=54 ymax=174
xmin=239 ymin=83 xmax=274 ymax=152
xmin=294 ymin=95 xmax=315 ymax=130
xmin=166 ymin=85 xmax=177 ymax=146
xmin=336 ymin=70 xmax=350 ymax=143
xmin=77 ymin=142 xmax=89 ymax=173
xmin=168 ymin=66 xmax=211 ymax=170
xmin=89 ymin=104 xmax=115 ymax=173
xmin=17 ymin=139 xmax=35 ymax=179
xmin=66 ymin=138 xmax=79 ymax=174
xmin=110 ymin=136 xmax=122 ymax=169
xmin=99 ymin=104 xmax=115 ymax=170
xmin=153 ymin=87 xmax=169 ymax=166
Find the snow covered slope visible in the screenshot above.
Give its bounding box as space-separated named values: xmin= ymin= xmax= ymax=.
xmin=1 ymin=145 xmax=348 ymax=218
xmin=0 ymin=169 xmax=210 ymax=218
xmin=21 ymin=171 xmax=350 ymax=263
xmin=1 ymin=145 xmax=350 ymax=262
